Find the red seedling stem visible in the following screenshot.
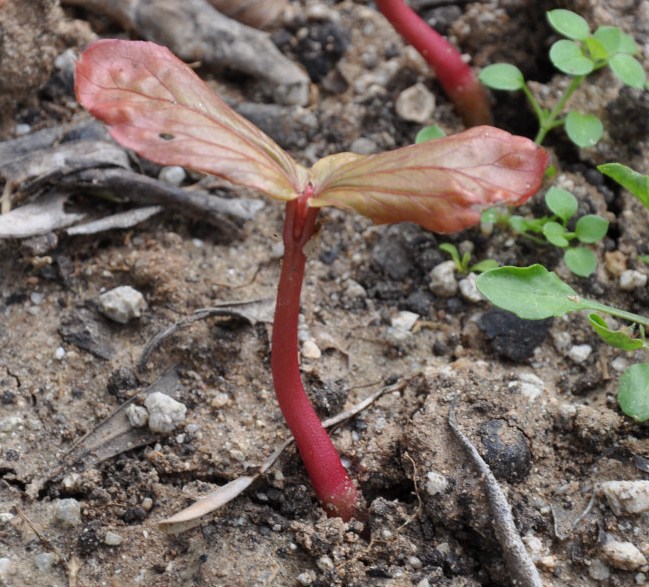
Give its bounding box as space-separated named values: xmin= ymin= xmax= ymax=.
xmin=375 ymin=0 xmax=492 ymax=127
xmin=271 ymin=188 xmax=359 ymax=521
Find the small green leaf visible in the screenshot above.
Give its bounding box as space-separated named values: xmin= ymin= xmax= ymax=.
xmin=583 ymin=37 xmax=609 ymax=62
xmin=550 ymin=40 xmax=594 ymax=75
xmin=547 ymin=9 xmax=590 ymax=40
xmin=598 ymin=163 xmax=649 ymax=209
xmin=609 ymin=54 xmax=646 ymax=89
xmin=565 ymin=111 xmax=603 ymax=147
xmin=564 ymin=247 xmax=597 ymax=277
xmin=475 ymin=264 xmax=581 ymax=320
xmin=439 ymin=242 xmax=461 ymax=267
xmin=618 ymin=363 xmax=649 ymax=421
xmin=470 ymin=259 xmax=500 ymax=273
xmin=545 ymin=187 xmax=578 ymax=222
xmin=415 ymin=124 xmax=446 ymax=144
xmin=588 ymin=314 xmax=643 ymax=350
xmin=543 ymin=221 xmax=570 ymax=247
xmin=593 ymin=26 xmax=633 ymax=56
xmin=479 ymin=64 xmax=525 ymax=91
xmin=575 ymin=214 xmax=609 ymax=243
xmin=640 ymin=254 xmax=649 ymax=264
xmin=508 ymin=215 xmax=530 ymax=233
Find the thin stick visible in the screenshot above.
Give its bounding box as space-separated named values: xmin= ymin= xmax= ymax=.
xmin=448 ymin=404 xmax=543 ymax=587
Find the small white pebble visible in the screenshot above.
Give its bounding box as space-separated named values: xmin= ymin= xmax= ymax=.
xmin=0 ymin=416 xmax=23 ymax=434
xmin=104 ymin=531 xmax=123 ymax=546
xmin=301 ymin=339 xmax=321 ymax=359
xmin=15 ymin=123 xmax=31 ymax=136
xmin=296 ymin=570 xmax=316 ymax=585
xmin=611 ymin=356 xmax=629 ymax=372
xmin=567 ymin=344 xmax=592 ymax=364
xmin=158 ymin=165 xmax=186 ymax=186
xmin=425 ymin=471 xmax=449 ymax=496
xmin=144 ymin=393 xmax=187 ymax=434
xmin=601 ymin=481 xmax=649 ymax=516
xmin=350 ymin=137 xmax=378 ymax=155
xmin=602 ymin=539 xmax=647 ymax=571
xmin=316 ymin=555 xmax=335 ymax=572
xmin=429 ymin=261 xmax=458 ymax=297
xmin=54 ymin=346 xmax=66 ymax=360
xmin=34 ymin=552 xmax=58 ymax=572
xmin=98 ymin=286 xmax=147 ymax=324
xmin=125 ymin=404 xmax=149 ymax=428
xmin=458 ymin=273 xmax=483 ymax=303
xmin=390 ymin=311 xmax=419 ymax=331
xmin=588 ymin=558 xmax=611 ymax=581
xmin=620 ymin=270 xmax=647 ymax=291
xmin=53 ymin=498 xmax=81 ymax=528
xmin=141 ymin=497 xmax=153 ymax=511
xmin=211 ymin=392 xmax=231 ymax=409
xmin=0 ymin=513 xmax=14 ymax=525
xmin=395 ymin=83 xmax=436 ymax=123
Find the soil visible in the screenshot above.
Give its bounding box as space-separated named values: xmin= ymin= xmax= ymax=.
xmin=1 ymin=0 xmax=649 ymax=586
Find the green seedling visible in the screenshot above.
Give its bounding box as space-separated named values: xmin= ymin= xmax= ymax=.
xmin=438 ymin=243 xmax=499 ymax=275
xmin=479 ymin=9 xmax=647 ymax=147
xmin=476 ymin=264 xmax=649 ymax=421
xmin=598 ymin=163 xmax=649 ymax=262
xmin=481 ymin=187 xmax=609 ymax=277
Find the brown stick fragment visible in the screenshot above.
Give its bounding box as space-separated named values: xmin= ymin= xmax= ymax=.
xmin=62 ymin=0 xmax=309 ymax=105
xmin=448 ymin=404 xmax=544 ymax=587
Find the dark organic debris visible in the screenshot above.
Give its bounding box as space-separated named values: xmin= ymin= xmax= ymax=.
xmin=59 ymin=307 xmax=116 ymax=361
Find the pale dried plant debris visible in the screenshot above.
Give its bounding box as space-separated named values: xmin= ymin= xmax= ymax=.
xmin=448 ymin=403 xmax=544 ymax=587
xmin=62 ymin=0 xmax=309 ymax=105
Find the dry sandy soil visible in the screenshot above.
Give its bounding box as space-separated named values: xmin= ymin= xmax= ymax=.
xmin=1 ymin=0 xmax=649 ymax=585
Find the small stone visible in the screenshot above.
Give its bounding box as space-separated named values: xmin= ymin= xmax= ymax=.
xmin=604 ymin=250 xmax=627 ymax=277
xmin=144 ymin=392 xmax=187 ymax=433
xmin=125 ymin=404 xmax=149 ymax=428
xmin=0 ymin=558 xmax=14 ymax=584
xmin=316 ymin=555 xmax=335 ymax=572
xmin=601 ymin=480 xmax=649 ymax=515
xmin=602 ymin=539 xmax=647 ymax=571
xmin=54 ymin=346 xmax=66 ymax=360
xmin=479 ymin=419 xmax=532 ymax=483
xmin=458 ymin=273 xmax=483 ymax=303
xmin=210 ymin=392 xmax=231 ymax=409
xmin=297 ymin=570 xmax=316 ymax=585
xmin=509 ymin=373 xmax=545 ymax=402
xmin=34 ymin=552 xmax=58 ymax=572
xmin=0 ymin=513 xmax=14 ymax=525
xmin=0 ymin=416 xmax=23 ymax=434
xmin=343 ymin=278 xmax=367 ymax=300
xmin=425 ymin=471 xmax=449 ymax=496
xmin=98 ymin=286 xmax=147 ymax=324
xmin=350 ymin=137 xmax=378 ymax=155
xmin=300 ymin=337 xmax=322 ymax=359
xmin=15 ymin=123 xmax=31 ymax=136
xmin=620 ymin=270 xmax=647 ymax=291
xmin=158 ymin=165 xmax=186 ymax=186
xmin=104 ymin=531 xmax=123 ymax=546
xmin=141 ymin=497 xmax=154 ymax=511
xmin=390 ymin=311 xmax=419 ymax=331
xmin=567 ymin=344 xmax=592 ymax=364
xmin=588 ymin=558 xmax=611 ymax=581
xmin=429 ymin=260 xmax=458 ymax=297
xmin=53 ymin=498 xmax=81 ymax=528
xmin=395 ymin=82 xmax=435 ymax=123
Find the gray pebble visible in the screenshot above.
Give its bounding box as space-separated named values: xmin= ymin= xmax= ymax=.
xmin=479 ymin=419 xmax=532 ymax=483
xmin=601 ymin=538 xmax=647 ymax=570
xmin=350 ymin=137 xmax=378 ymax=155
xmin=53 ymin=498 xmax=81 ymax=528
xmin=34 ymin=552 xmax=58 ymax=573
xmin=0 ymin=416 xmax=23 ymax=434
xmin=458 ymin=273 xmax=483 ymax=303
xmin=395 ymin=83 xmax=435 ymax=123
xmin=429 ymin=261 xmax=458 ymax=297
xmin=567 ymin=344 xmax=592 ymax=364
xmin=600 ymin=480 xmax=649 ymax=515
xmin=98 ymin=286 xmax=147 ymax=324
xmin=144 ymin=392 xmax=187 ymax=433
xmin=620 ymin=269 xmax=647 ymax=291
xmin=126 ymin=404 xmax=149 ymax=428
xmin=0 ymin=558 xmax=13 ymax=584
xmin=158 ymin=165 xmax=187 ymax=186
xmin=104 ymin=531 xmax=123 ymax=546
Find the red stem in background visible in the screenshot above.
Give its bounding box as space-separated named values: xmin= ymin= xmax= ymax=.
xmin=271 ymin=190 xmax=359 ymax=521
xmin=375 ymin=0 xmax=492 ymax=127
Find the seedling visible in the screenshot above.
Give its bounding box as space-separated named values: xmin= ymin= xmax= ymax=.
xmin=476 ymin=265 xmax=649 ymax=422
xmin=75 ymin=39 xmax=548 ymax=520
xmin=479 ymin=9 xmax=647 ymax=147
xmin=481 ymin=186 xmax=609 ymax=277
xmin=438 ymin=243 xmax=498 ymax=275
xmin=375 ymin=0 xmax=492 ymax=127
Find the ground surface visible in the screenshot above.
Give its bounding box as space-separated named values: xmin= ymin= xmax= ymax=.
xmin=1 ymin=0 xmax=649 ymax=586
